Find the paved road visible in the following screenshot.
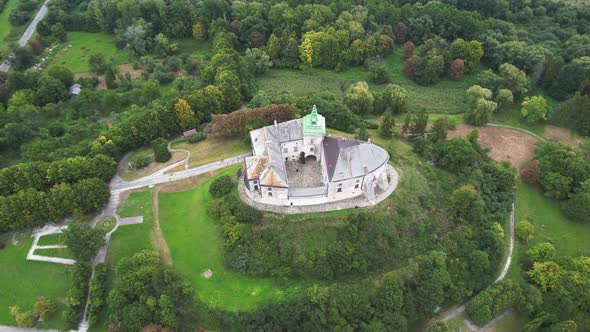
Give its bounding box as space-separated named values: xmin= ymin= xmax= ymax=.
xmin=110 ymin=152 xmax=251 ymax=193
xmin=0 ymin=0 xmax=50 ymax=72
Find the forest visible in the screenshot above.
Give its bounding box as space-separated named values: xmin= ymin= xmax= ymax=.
xmin=0 ymin=0 xmax=589 ymax=330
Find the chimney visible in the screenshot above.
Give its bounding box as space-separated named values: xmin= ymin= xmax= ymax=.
xmin=368 ymin=138 xmax=371 ymax=144
xmin=274 ymin=120 xmax=278 ymax=129
xmin=363 ymin=165 xmax=369 ymax=174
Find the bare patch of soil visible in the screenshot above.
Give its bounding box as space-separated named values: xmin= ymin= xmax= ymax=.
xmin=545 ymin=125 xmax=584 ymax=147
xmin=202 ymin=269 xmax=213 ymax=279
xmin=448 ymin=124 xmax=539 ymax=168
xmin=151 ymin=191 xmax=173 ymax=266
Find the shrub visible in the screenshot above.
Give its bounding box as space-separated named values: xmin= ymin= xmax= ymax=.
xmin=15 ymin=311 xmax=36 ymax=328
xmin=187 ymin=132 xmax=206 ymax=143
xmin=516 ymin=220 xmax=535 ymax=242
xmin=403 ymin=41 xmax=415 ymax=58
xmin=368 ymin=62 xmax=390 ymax=84
xmin=48 ymin=123 xmax=65 ymax=137
xmin=209 ymin=175 xmax=234 ymax=197
xmin=133 ymin=155 xmax=151 ymax=169
xmin=448 ymin=59 xmax=464 ymax=80
xmin=152 ymin=138 xmax=171 ymax=163
xmin=33 ymin=299 xmax=57 ymax=320
xmin=520 ymin=160 xmax=541 ymax=184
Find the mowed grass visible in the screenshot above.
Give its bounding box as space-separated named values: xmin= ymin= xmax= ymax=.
xmin=507 ymin=180 xmax=590 ymax=279
xmin=158 ymin=166 xmax=305 ymax=311
xmin=36 ymin=233 xmax=64 ymax=246
xmin=172 ymin=136 xmax=250 ymax=169
xmin=0 ymin=0 xmax=19 ymax=48
xmin=257 ymin=47 xmax=476 ymax=113
xmin=0 ymin=237 xmax=70 ymax=329
xmin=106 ymin=191 xmax=155 ymax=265
xmin=34 ymin=247 xmax=74 ymax=259
xmin=47 ymin=32 xmax=128 ymax=73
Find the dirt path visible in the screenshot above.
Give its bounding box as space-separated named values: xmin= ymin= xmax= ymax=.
xmin=151 ymin=191 xmax=173 ymax=265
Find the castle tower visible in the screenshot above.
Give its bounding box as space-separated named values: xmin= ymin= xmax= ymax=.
xmin=302 ymin=105 xmax=326 ymax=161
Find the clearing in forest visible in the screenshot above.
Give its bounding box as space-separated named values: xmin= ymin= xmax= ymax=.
xmin=448 ymin=124 xmax=539 ymax=168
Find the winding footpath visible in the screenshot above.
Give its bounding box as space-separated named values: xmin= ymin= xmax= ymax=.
xmin=438 ymin=195 xmax=517 ymax=331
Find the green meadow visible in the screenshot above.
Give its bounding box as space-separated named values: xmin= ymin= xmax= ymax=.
xmin=158 ymin=166 xmax=306 ymax=311
xmin=46 ymin=32 xmax=128 ymax=73
xmin=0 ymin=237 xmax=70 ymax=329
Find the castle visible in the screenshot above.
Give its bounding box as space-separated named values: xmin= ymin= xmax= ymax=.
xmin=243 ymin=106 xmax=391 ymax=204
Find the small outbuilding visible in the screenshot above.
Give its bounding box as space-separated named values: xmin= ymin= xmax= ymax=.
xmin=69 ymin=84 xmax=81 ymax=96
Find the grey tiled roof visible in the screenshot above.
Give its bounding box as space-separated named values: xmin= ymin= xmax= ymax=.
xmin=323 ymin=136 xmax=389 ymax=182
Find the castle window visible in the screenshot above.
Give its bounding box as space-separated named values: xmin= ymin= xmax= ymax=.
xmin=337 ymin=188 xmax=342 ymax=192
xmin=355 ymin=184 xmax=359 ymax=189
xmin=310 ymin=147 xmax=314 ymax=152
xmin=283 ymin=148 xmax=288 ymax=153
xmin=294 ymin=146 xmax=298 ymax=152
xmin=310 ymin=139 xmax=315 ymax=144
xmin=268 ymin=192 xmax=272 ymax=197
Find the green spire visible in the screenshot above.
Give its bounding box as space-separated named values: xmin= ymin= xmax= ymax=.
xmin=303 ymin=104 xmax=326 ymax=136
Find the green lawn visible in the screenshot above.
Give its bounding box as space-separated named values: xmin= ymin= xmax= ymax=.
xmin=46 ymin=32 xmax=128 ymax=73
xmin=172 ymin=136 xmax=250 ymax=169
xmin=106 ymin=191 xmax=154 ymax=265
xmin=258 ymin=47 xmax=476 ymax=114
xmin=36 ymin=233 xmax=64 ymax=246
xmin=0 ymin=0 xmax=19 ymax=49
xmin=158 ymin=166 xmax=306 ymax=311
xmin=507 ymin=180 xmax=590 ymax=279
xmin=0 ymin=237 xmax=70 ymax=329
xmin=34 ymin=247 xmax=74 ymax=259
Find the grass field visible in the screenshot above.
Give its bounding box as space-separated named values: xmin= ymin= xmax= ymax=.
xmin=46 ymin=32 xmax=128 ymax=73
xmin=34 ymin=247 xmax=74 ymax=259
xmin=257 ymin=47 xmax=477 ymax=114
xmin=172 ymin=136 xmax=250 ymax=169
xmin=507 ymin=180 xmax=590 ymax=279
xmin=0 ymin=237 xmax=70 ymax=329
xmin=106 ymin=191 xmax=155 ymax=265
xmin=158 ymin=166 xmax=305 ymax=311
xmin=36 ymin=233 xmax=64 ymax=246
xmin=0 ymin=0 xmax=18 ymax=49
